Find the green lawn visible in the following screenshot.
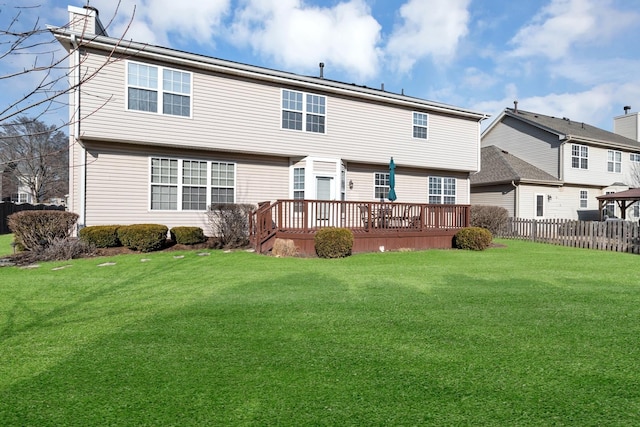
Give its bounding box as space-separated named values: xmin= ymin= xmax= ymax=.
xmin=0 ymin=234 xmax=14 ymax=257
xmin=1 ymin=240 xmax=639 ymax=425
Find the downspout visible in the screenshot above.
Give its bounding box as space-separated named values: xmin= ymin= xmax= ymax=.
xmin=511 ymin=180 xmax=519 ymax=218
xmin=70 ymin=34 xmax=86 ymax=231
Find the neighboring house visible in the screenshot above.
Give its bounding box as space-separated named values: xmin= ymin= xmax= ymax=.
xmin=472 ymin=106 xmax=640 ymax=221
xmin=49 ymin=6 xmax=488 ymax=234
xmin=0 ymin=164 xmax=24 ymax=203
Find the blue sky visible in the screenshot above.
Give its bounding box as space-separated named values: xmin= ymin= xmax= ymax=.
xmin=2 ymin=0 xmax=640 ymax=132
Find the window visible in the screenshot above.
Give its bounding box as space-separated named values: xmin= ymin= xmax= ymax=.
xmin=571 ymin=144 xmax=588 ymax=169
xmin=604 ymin=191 xmax=615 ymax=218
xmin=182 ymin=161 xmax=207 ymax=210
xmin=413 ymin=112 xmax=428 ymax=139
xmin=633 ymin=204 xmax=639 ymax=218
xmin=127 ymin=61 xmax=191 ymax=117
xmin=607 ymin=150 xmax=622 ymax=173
xmin=428 ymin=177 xmax=456 ymax=204
xmin=579 ymin=190 xmax=588 ymax=208
xmin=536 ymin=194 xmax=544 ymax=217
xmin=631 ymin=153 xmax=640 ymax=162
xmin=11 ymin=192 xmax=31 ymax=204
xmin=374 ymin=172 xmax=390 ymax=200
xmin=151 ymin=158 xmax=178 ymax=210
xmin=293 ymin=167 xmax=305 ymax=213
xmin=211 ymin=162 xmax=235 ymax=203
xmin=281 ymin=90 xmax=325 ymax=133
xmin=293 ymin=168 xmax=305 ymax=200
xmin=150 ymin=158 xmax=235 ymax=210
xmin=128 ymin=63 xmax=158 ymax=113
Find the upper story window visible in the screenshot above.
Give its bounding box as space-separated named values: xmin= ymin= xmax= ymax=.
xmin=630 ymin=153 xmax=640 ymax=162
xmin=413 ymin=112 xmax=428 ymax=139
xmin=428 ymin=176 xmax=456 ymax=204
xmin=282 ymin=89 xmax=326 ymax=133
xmin=607 ymin=150 xmax=622 ymax=173
xmin=374 ymin=172 xmax=390 ymax=200
xmin=127 ymin=61 xmax=191 ymax=117
xmin=579 ymin=190 xmax=588 ymax=208
xmin=571 ymin=144 xmax=588 ymax=169
xmin=150 ymin=157 xmax=235 ymax=211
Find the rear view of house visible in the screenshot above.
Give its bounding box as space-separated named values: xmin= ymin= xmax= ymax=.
xmin=50 ymin=6 xmax=487 ymax=251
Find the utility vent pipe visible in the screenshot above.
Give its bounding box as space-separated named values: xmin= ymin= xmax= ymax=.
xmin=319 ymin=62 xmax=324 ymax=79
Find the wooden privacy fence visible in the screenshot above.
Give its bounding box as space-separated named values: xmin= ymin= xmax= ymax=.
xmin=0 ymin=202 xmax=66 ymax=234
xmin=500 ymin=218 xmax=640 ymax=254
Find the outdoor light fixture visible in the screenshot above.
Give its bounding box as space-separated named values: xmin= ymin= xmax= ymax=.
xmin=548 ymin=195 xmax=552 ymax=201
xmin=349 ymin=180 xmax=353 ymax=190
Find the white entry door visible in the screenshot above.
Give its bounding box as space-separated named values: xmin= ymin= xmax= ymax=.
xmin=316 ymin=176 xmax=333 ymax=222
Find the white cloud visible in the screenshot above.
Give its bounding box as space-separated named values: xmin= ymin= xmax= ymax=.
xmin=90 ymin=0 xmax=231 ymax=46
xmin=508 ymin=0 xmax=637 ymax=60
xmin=228 ymin=0 xmax=381 ymax=81
xmin=385 ymin=0 xmax=471 ymax=73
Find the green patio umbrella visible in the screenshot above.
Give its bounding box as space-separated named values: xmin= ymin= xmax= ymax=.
xmin=388 ymin=157 xmax=397 ymax=201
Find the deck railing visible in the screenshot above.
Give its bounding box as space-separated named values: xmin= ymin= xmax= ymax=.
xmin=250 ymin=200 xmax=470 ymax=253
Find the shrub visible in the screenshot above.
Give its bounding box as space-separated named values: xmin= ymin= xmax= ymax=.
xmin=314 ymin=227 xmax=354 ymax=258
xmin=454 ymin=227 xmax=493 ymax=251
xmin=470 ymin=205 xmax=509 ymax=236
xmin=207 ymin=203 xmax=254 ymax=248
xmin=170 ymin=226 xmax=206 ymax=245
xmin=12 ymin=238 xmax=95 ymax=265
xmin=79 ymin=225 xmax=121 ymax=248
xmin=117 ymin=224 xmax=168 ymax=252
xmin=8 ymin=210 xmax=79 ymax=251
xmin=272 ymin=238 xmax=298 ymax=257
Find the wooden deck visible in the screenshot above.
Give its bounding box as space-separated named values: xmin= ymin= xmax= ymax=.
xmin=250 ymin=200 xmax=470 ymax=255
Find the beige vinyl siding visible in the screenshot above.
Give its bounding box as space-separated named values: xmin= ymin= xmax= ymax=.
xmin=482 ymin=117 xmax=560 ymax=178
xmin=81 ymin=141 xmax=288 ymax=233
xmin=470 ymin=185 xmax=515 ymax=217
xmin=78 ymin=51 xmax=479 ymax=172
xmin=562 ymin=144 xmax=636 ymax=187
xmin=614 ymin=113 xmax=639 ymax=141
xmin=346 ymin=163 xmax=469 ymax=204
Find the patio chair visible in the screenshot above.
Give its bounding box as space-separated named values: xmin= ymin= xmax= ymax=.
xmin=359 ymin=205 xmax=371 ymax=230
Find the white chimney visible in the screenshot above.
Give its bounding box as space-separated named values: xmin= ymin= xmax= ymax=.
xmin=613 ymin=106 xmax=640 ymax=142
xmin=67 ymin=5 xmax=108 ymax=37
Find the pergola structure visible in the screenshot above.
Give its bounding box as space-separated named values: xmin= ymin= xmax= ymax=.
xmin=596 ymin=188 xmax=640 ymax=220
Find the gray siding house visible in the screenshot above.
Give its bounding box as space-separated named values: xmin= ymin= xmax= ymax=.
xmin=472 ymin=106 xmax=640 ymax=220
xmin=51 ymin=6 xmax=488 ymax=234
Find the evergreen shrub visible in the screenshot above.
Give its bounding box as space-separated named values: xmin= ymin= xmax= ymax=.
xmin=314 ymin=227 xmax=354 ymax=258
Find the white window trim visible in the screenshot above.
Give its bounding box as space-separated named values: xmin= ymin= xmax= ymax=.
xmin=607 ymin=150 xmax=622 ymax=173
xmin=148 ymin=157 xmax=236 ymax=211
xmin=579 ymin=190 xmax=588 ymax=208
xmin=373 ymin=172 xmax=390 ymax=200
xmin=412 ymin=111 xmax=429 ymax=140
xmin=126 ymin=60 xmax=193 ymax=118
xmin=280 ymin=89 xmax=327 ymax=134
xmin=571 ymin=144 xmax=588 ymax=170
xmin=535 ymin=193 xmax=544 ymax=217
xmin=428 ymin=176 xmax=456 ymax=204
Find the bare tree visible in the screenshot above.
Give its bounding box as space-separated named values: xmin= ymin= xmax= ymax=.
xmin=0 ymin=116 xmax=68 ymax=203
xmin=0 ymin=2 xmax=135 ymax=130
